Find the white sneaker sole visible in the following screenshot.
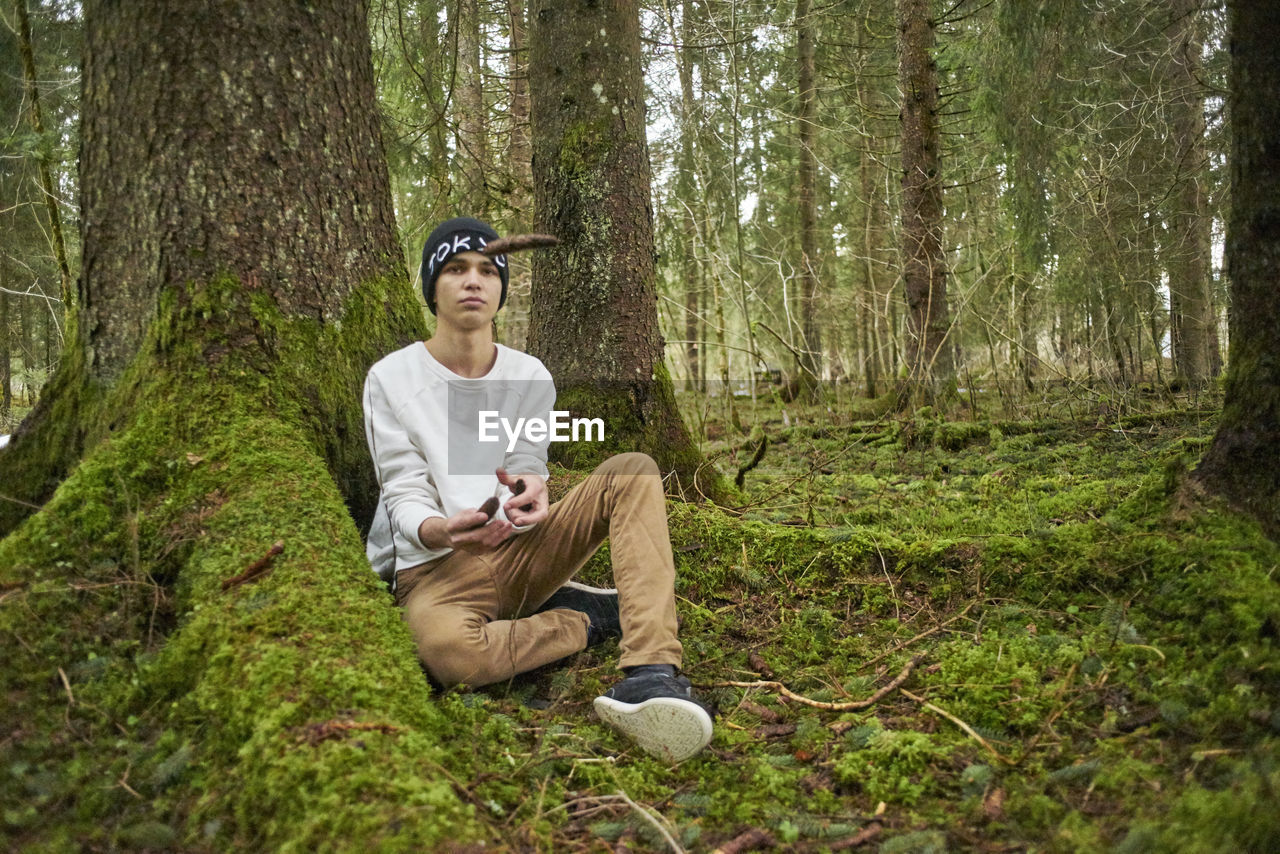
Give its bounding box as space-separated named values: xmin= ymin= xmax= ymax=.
xmin=563 ymin=580 xmax=618 ymax=594
xmin=593 ymin=695 xmax=714 ymax=763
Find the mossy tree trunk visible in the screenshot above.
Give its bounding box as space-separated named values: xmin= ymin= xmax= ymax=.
xmin=896 ymin=0 xmax=954 ymax=409
xmin=526 ymin=0 xmax=721 ymax=499
xmin=1193 ymin=1 xmax=1280 ymax=538
xmin=0 ymin=1 xmax=495 ymax=847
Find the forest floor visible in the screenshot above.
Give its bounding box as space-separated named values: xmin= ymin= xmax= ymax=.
xmin=441 ymin=386 xmax=1278 ymax=852
xmin=3 ymin=385 xmax=1277 ymax=852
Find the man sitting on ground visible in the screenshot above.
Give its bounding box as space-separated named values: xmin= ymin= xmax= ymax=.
xmin=363 ymin=216 xmax=713 ymax=762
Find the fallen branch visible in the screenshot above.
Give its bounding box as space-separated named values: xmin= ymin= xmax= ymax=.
xmin=221 ymin=540 xmax=284 ymax=590
xmin=713 ymin=655 xmax=923 ymax=712
xmin=901 ymin=688 xmax=1014 ymax=764
xmin=0 ymin=490 xmax=45 ymax=510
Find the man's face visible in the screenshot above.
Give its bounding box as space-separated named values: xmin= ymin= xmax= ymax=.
xmin=434 ymin=250 xmax=502 ymax=330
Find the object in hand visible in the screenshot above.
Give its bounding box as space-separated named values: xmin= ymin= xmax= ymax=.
xmin=478 ymin=496 xmax=501 ymax=519
xmin=481 ymin=234 xmax=560 ymax=256
xmin=511 ymin=478 xmax=536 ymax=513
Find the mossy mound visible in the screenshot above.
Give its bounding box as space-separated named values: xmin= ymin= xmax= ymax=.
xmin=1 ymin=276 xmax=502 ymax=850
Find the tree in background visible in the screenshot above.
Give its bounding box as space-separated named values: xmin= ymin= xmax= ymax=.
xmin=1 ymin=0 xmax=79 ymax=424
xmin=794 ymin=0 xmax=822 ymax=395
xmin=527 ymin=0 xmax=715 ymax=497
xmin=1164 ymin=0 xmax=1216 ymax=390
xmin=1194 ymin=0 xmax=1280 ymax=537
xmin=896 ymin=0 xmax=954 ymax=406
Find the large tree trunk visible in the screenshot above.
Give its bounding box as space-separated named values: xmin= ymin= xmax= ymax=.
xmin=0 ymin=1 xmax=493 ymax=847
xmin=896 ymin=0 xmax=954 ymax=408
xmin=1165 ymin=0 xmax=1215 ymax=390
xmin=527 ymin=0 xmax=719 ymax=498
xmin=1194 ymin=1 xmax=1280 ymax=537
xmin=4 ymin=0 xmax=406 ymax=531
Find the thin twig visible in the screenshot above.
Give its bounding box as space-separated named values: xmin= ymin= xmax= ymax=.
xmin=0 ymin=490 xmax=44 ymax=509
xmin=901 ymin=688 xmax=1014 ymax=764
xmin=118 ymin=764 xmax=143 ymax=800
xmin=872 ymin=540 xmax=901 ymax=621
xmin=858 ymin=600 xmax=979 ymax=672
xmin=1023 ymin=662 xmax=1078 ymax=755
xmin=57 ymin=666 xmax=75 ymax=705
xmin=614 ymin=789 xmax=685 ymax=854
xmin=714 ymin=655 xmax=923 ymax=712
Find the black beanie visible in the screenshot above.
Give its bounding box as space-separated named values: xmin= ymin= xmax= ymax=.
xmin=420 ymin=217 xmax=509 ymax=315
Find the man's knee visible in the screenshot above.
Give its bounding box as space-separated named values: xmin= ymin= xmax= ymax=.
xmin=600 ymin=451 xmax=660 ymax=477
xmin=408 ymin=607 xmax=488 ymax=687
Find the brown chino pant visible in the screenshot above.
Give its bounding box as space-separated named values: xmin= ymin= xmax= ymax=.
xmin=394 ymin=452 xmax=683 ymax=688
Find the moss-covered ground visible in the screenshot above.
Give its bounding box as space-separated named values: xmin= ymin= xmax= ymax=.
xmin=3 ymin=378 xmax=1277 ymax=852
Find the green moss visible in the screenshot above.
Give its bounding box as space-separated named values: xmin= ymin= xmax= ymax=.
xmin=7 ymin=298 xmax=1279 ymax=851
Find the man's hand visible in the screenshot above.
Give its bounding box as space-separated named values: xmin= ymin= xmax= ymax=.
xmin=418 ymin=511 xmax=514 ymax=555
xmin=497 ymin=468 xmax=549 ymax=527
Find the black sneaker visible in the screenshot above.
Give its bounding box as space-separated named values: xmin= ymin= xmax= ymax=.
xmin=593 ymin=666 xmax=714 ymax=762
xmin=535 ymin=581 xmax=621 ymax=646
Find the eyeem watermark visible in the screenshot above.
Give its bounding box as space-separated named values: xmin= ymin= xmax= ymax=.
xmin=479 ymin=410 xmax=605 ymax=452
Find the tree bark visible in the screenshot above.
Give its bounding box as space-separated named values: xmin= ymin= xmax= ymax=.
xmin=1194 ymin=0 xmax=1280 ymax=537
xmin=896 ymin=0 xmax=953 ymax=408
xmin=527 ymin=0 xmax=719 ymax=498
xmin=5 ymin=0 xmax=411 ymax=531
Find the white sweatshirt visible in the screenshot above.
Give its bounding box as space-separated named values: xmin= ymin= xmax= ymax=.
xmin=363 ymin=342 xmax=555 ymax=576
